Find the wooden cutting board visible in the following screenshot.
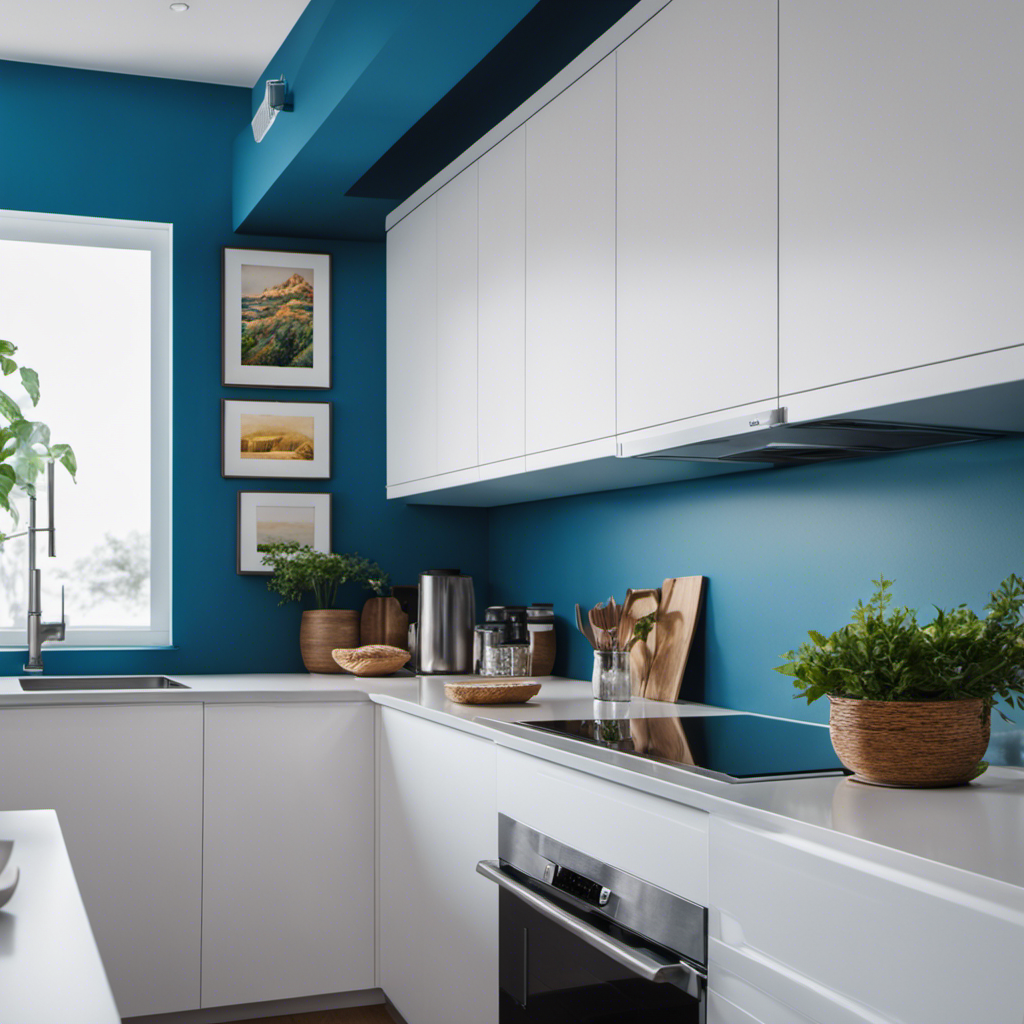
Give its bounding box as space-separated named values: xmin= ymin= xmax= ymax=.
xmin=644 ymin=576 xmax=706 ymax=702
xmin=617 ymin=588 xmax=661 ymax=696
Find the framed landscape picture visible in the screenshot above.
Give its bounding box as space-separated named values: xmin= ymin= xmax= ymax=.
xmin=222 ymin=247 xmax=331 ymax=389
xmin=222 ymin=399 xmax=331 ymax=479
xmin=237 ymin=491 xmax=332 ymax=575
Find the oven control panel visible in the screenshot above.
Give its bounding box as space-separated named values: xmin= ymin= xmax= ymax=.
xmin=543 ymin=861 xmax=611 ymax=907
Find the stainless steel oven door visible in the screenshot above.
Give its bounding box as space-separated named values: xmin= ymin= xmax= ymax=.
xmin=478 ymin=853 xmax=706 ymax=1023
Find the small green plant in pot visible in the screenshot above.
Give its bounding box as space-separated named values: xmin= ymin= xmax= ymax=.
xmin=260 ymin=542 xmax=383 ymax=673
xmin=775 ymin=576 xmax=1024 ymax=787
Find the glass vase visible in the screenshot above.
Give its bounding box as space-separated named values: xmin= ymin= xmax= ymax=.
xmin=592 ymin=649 xmax=630 ymax=702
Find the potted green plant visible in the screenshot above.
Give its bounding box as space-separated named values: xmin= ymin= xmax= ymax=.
xmin=259 ymin=542 xmax=382 ymax=673
xmin=776 ymin=576 xmax=1024 ymax=787
xmin=359 ymin=572 xmax=409 ymax=650
xmin=0 ymin=340 xmax=77 ymax=541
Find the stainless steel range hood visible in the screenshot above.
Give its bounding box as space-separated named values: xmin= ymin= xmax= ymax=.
xmin=616 ymin=407 xmax=1008 ymax=466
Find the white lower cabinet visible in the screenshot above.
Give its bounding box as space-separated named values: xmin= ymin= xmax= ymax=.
xmin=709 ymin=816 xmax=1024 ymax=1024
xmin=378 ymin=707 xmax=498 ymax=1024
xmin=201 ymin=702 xmax=375 ymax=1008
xmin=0 ymin=704 xmax=203 ymax=1018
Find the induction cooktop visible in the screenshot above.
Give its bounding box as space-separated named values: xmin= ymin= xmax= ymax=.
xmin=519 ymin=714 xmax=850 ymax=783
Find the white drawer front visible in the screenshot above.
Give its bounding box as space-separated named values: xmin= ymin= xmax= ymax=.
xmin=496 ymin=747 xmax=708 ymax=906
xmin=710 ymin=939 xmax=887 ymax=1024
xmin=709 ymin=980 xmax=820 ymax=1024
xmin=710 ymin=816 xmax=1024 ymax=1024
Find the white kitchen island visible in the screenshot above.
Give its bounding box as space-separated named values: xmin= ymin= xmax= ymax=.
xmin=0 ymin=809 xmax=119 ymax=1024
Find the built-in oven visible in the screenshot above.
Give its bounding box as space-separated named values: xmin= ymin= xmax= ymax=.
xmin=477 ymin=814 xmax=707 ymax=1023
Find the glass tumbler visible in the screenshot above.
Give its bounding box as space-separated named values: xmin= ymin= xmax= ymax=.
xmin=497 ymin=642 xmax=532 ymax=677
xmin=592 ymin=650 xmax=631 ymax=702
xmin=474 ymin=624 xmax=507 ymax=676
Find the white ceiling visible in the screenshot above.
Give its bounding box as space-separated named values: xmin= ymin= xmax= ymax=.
xmin=0 ymin=0 xmax=313 ymax=88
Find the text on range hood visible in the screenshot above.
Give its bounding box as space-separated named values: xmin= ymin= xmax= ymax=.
xmin=616 ymin=408 xmax=1009 ymax=466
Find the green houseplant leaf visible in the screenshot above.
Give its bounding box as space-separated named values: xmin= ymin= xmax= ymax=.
xmin=19 ymin=367 xmax=40 ymax=406
xmin=259 ymin=542 xmax=385 ymax=610
xmin=0 ymin=345 xmax=77 ymax=542
xmin=775 ymin=575 xmax=1024 ymax=719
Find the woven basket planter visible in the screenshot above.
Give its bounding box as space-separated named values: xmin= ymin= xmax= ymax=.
xmin=299 ymin=609 xmax=360 ymax=673
xmin=829 ymin=696 xmax=990 ymax=788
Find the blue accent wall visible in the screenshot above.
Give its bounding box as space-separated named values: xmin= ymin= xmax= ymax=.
xmin=0 ymin=59 xmax=489 ymax=676
xmin=232 ymin=0 xmax=540 ymax=238
xmin=487 ymin=436 xmax=1024 ymax=759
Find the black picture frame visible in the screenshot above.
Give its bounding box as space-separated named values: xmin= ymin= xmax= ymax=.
xmin=237 ymin=491 xmax=333 ymax=575
xmin=221 ymin=398 xmax=332 ymax=480
xmin=221 ymin=247 xmax=332 ymax=389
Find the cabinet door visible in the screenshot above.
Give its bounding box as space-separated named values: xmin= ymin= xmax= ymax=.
xmin=478 ymin=127 xmax=526 ymax=465
xmin=436 ymin=165 xmax=479 ymax=474
xmin=378 ymin=708 xmax=498 ymax=1024
xmin=617 ymin=0 xmax=778 ymax=434
xmin=780 ymin=0 xmax=1024 ymax=396
xmin=0 ymin=704 xmax=203 ymax=1018
xmin=525 ymin=56 xmax=616 ymax=453
xmin=710 ymin=816 xmax=1024 ymax=1024
xmin=201 ymin=703 xmax=375 ymax=1007
xmin=387 ymin=195 xmax=437 ymax=485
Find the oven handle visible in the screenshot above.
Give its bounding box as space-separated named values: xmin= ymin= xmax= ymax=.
xmin=476 ymin=859 xmax=706 ymax=998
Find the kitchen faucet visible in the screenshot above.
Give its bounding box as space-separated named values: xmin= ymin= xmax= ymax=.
xmin=24 ymin=461 xmax=65 ymax=673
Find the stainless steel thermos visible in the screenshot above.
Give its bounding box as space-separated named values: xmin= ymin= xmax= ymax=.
xmin=417 ymin=569 xmax=476 ymax=674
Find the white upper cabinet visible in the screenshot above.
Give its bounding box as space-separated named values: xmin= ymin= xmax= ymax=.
xmin=478 ymin=126 xmax=526 ymax=466
xmin=525 ymin=56 xmax=617 ymax=454
xmin=387 ymin=194 xmax=437 ymax=486
xmin=780 ymin=0 xmax=1024 ymax=397
xmin=617 ymin=0 xmax=778 ymax=436
xmin=436 ymin=166 xmax=479 ymax=474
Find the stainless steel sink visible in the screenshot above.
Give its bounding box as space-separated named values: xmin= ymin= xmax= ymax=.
xmin=19 ymin=676 xmax=190 ymax=691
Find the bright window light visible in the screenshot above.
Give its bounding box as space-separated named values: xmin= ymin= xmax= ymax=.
xmin=0 ymin=211 xmax=171 ymax=648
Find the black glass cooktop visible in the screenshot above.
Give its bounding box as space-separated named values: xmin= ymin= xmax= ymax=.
xmin=520 ymin=714 xmax=850 ymax=783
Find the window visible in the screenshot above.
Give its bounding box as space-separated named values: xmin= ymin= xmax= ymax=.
xmin=0 ymin=210 xmax=171 ymax=647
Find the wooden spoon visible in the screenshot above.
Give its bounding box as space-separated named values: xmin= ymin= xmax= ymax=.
xmin=575 ymin=603 xmax=598 ymax=649
xmin=589 ymin=604 xmax=619 ymax=651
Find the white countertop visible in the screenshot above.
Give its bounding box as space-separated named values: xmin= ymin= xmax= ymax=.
xmin=0 ymin=810 xmax=119 ymax=1024
xmin=360 ymin=676 xmax=1024 ymax=909
xmin=3 ymin=672 xmax=1023 ymax=910
xmin=0 ymin=673 xmax=370 ymax=705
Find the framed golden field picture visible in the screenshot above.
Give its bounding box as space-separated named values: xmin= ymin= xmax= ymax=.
xmin=222 ymin=399 xmax=331 ymax=479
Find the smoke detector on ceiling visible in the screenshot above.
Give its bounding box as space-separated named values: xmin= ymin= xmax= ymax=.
xmin=251 ymin=77 xmax=292 ymax=143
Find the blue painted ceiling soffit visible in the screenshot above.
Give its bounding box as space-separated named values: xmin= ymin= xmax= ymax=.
xmin=233 ymin=0 xmax=642 ymax=241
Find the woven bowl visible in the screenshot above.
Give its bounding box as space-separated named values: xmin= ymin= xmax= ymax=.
xmin=332 ymin=644 xmax=411 ymax=677
xmin=829 ymin=696 xmax=990 ymax=788
xmin=444 ymin=679 xmax=542 ymax=705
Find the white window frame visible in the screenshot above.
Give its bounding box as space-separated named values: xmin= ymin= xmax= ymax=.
xmin=0 ymin=209 xmax=172 ymax=648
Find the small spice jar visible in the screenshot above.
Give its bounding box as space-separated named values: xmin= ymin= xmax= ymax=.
xmin=526 ymin=603 xmax=556 ymax=676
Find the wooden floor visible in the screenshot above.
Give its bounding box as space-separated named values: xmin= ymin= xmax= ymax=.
xmin=225 ymin=1005 xmax=392 ymax=1024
